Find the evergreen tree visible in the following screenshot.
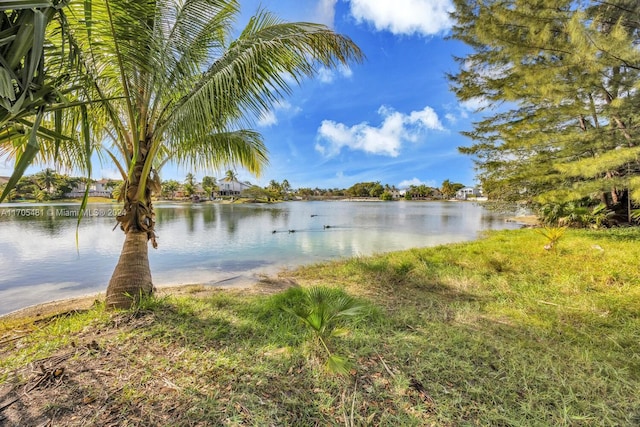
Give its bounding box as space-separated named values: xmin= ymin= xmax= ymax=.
xmin=449 ymin=0 xmax=640 ymax=220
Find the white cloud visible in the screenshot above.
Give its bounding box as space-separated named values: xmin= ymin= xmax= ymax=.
xmin=257 ymin=101 xmax=301 ymax=128
xmin=316 ymin=105 xmax=444 ymax=157
xmin=97 ymin=168 xmax=124 ymax=180
xmin=257 ymin=111 xmax=278 ymax=127
xmin=317 ymin=64 xmax=353 ymax=84
xmin=398 ymin=177 xmax=436 ymax=188
xmin=314 ymin=0 xmax=338 ymax=27
xmin=348 ymin=0 xmax=453 ymax=36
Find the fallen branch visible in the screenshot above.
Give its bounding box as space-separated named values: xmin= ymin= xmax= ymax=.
xmin=377 ymin=354 xmax=395 ymax=378
xmin=537 ymin=300 xmax=581 ymax=310
xmin=350 ymin=378 xmax=357 ymax=427
xmin=0 ymin=396 xmax=19 ymax=413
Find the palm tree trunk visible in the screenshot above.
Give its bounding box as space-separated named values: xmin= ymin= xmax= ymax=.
xmin=105 ymin=142 xmax=157 ymax=309
xmin=106 ymin=231 xmax=154 ymax=308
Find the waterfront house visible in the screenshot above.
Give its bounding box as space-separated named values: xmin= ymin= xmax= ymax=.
xmin=66 ymin=179 xmax=113 ymax=198
xmin=456 ymin=187 xmax=483 ymax=200
xmin=218 ymin=178 xmax=251 ymax=196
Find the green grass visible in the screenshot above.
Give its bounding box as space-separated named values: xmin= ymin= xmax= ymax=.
xmin=1 ymin=228 xmax=639 ymax=426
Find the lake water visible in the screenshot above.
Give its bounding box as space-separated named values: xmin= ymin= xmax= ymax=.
xmin=0 ymin=201 xmax=520 ymax=315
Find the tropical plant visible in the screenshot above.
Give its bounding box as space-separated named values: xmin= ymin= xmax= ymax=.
xmin=536 ymin=226 xmax=567 ymax=251
xmin=441 ymin=179 xmax=464 ymax=199
xmin=110 ymin=180 xmax=125 ymax=201
xmin=183 ymin=173 xmax=196 ymax=197
xmin=241 ymin=184 xmax=270 ymax=201
xmin=380 ymin=191 xmax=393 ymax=201
xmin=266 ymin=179 xmax=282 ymax=199
xmin=201 ymin=176 xmax=217 ymax=199
xmin=588 ymin=204 xmax=616 ymax=229
xmin=0 ymin=0 xmax=91 ymax=201
xmin=59 ymin=0 xmax=362 ymax=308
xmin=224 ymin=169 xmax=238 ymax=182
xmin=33 ymin=168 xmax=56 ymax=193
xmin=281 ymin=286 xmax=365 ymax=375
xmin=281 ymin=179 xmax=291 ymax=194
xmin=539 ymin=201 xmax=616 ymax=228
xmin=161 ymin=179 xmax=180 ymax=200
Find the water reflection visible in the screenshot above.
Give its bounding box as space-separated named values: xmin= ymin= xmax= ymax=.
xmin=0 ymin=201 xmax=520 ymax=315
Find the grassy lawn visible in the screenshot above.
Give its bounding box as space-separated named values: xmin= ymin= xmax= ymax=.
xmin=1 ymin=228 xmax=639 ymax=426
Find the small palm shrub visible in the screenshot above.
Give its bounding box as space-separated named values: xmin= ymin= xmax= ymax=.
xmin=281 ymin=286 xmax=365 ymax=375
xmin=536 ymin=226 xmax=567 ymax=251
xmin=539 ymin=202 xmax=615 ymax=228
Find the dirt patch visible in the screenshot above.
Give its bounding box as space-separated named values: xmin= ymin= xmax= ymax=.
xmin=505 ymin=215 xmax=539 ymax=226
xmin=0 ymin=276 xmax=299 ymax=426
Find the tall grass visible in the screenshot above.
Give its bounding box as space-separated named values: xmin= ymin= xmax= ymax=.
xmin=1 ymin=228 xmax=638 ymax=425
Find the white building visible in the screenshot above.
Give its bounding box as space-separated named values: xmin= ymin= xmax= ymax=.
xmin=66 ymin=179 xmax=112 ymax=198
xmin=456 ymin=187 xmax=483 ymax=200
xmin=218 ymin=178 xmax=251 ymax=196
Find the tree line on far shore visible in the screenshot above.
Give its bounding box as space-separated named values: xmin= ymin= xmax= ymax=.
xmin=1 ymin=169 xmax=468 ymax=202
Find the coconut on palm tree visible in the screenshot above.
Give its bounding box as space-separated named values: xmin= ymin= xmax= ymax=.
xmin=60 ymin=0 xmax=363 ymax=308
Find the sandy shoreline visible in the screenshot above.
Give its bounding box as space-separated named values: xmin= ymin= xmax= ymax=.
xmin=0 ymin=273 xmax=286 ymax=321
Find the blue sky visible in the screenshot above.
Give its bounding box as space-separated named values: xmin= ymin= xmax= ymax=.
xmin=228 ymin=0 xmax=479 ymax=190
xmin=1 ymin=0 xmax=482 ymax=190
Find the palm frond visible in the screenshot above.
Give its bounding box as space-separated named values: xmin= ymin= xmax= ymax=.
xmin=1 ymin=2 xmax=90 ymax=199
xmin=166 ymin=10 xmax=364 ymax=143
xmin=167 ymin=129 xmax=268 ymax=176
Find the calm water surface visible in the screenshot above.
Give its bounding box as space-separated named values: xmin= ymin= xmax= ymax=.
xmin=0 ymin=201 xmax=520 ymax=315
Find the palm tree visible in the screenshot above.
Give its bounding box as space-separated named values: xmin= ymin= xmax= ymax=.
xmin=161 ymin=179 xmax=180 ymax=200
xmin=282 ymin=179 xmax=291 ymax=192
xmin=34 ymin=168 xmax=58 ymax=193
xmin=224 ymin=169 xmax=238 ymax=182
xmin=61 ymin=0 xmax=363 ymax=308
xmin=184 ymin=173 xmax=196 ymax=187
xmin=201 ymin=176 xmax=217 ymax=199
xmin=0 ymin=1 xmax=92 ymax=201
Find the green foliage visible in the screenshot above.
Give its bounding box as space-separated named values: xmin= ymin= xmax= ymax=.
xmin=380 ymin=191 xmax=393 ymax=201
xmin=449 ymin=0 xmax=640 ymax=215
xmin=405 ymin=183 xmax=437 ymax=199
xmin=281 ymin=286 xmax=365 ymax=374
xmin=346 ymin=181 xmax=384 ymax=198
xmin=161 ymin=179 xmax=180 ymax=199
xmin=539 ymin=202 xmax=616 ymax=228
xmin=241 ymin=185 xmax=271 ymax=201
xmin=201 ymin=176 xmax=217 ymax=199
xmin=0 ymin=2 xmax=92 ymax=202
xmin=2 ymin=229 xmax=640 ymax=424
xmin=536 ymin=226 xmax=567 ymax=251
xmin=440 ymin=179 xmax=464 ymax=199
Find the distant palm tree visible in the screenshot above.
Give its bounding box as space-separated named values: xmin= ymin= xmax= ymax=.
xmin=224 ymin=169 xmax=238 ymax=182
xmin=35 ymin=168 xmax=57 ymax=193
xmin=61 ymin=0 xmax=363 ymax=308
xmin=161 ymin=180 xmax=180 ymax=200
xmin=201 ymin=176 xmax=217 ymax=199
